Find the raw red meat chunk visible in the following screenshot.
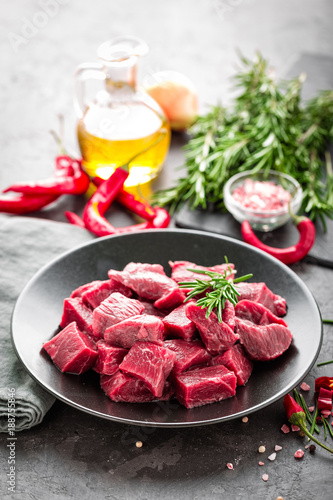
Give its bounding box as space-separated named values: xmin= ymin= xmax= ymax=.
xmin=119 ymin=341 xmax=176 ymax=397
xmin=60 ymin=297 xmax=93 ymax=336
xmin=123 ymin=262 xmax=166 ymax=275
xmin=236 ymin=282 xmax=286 ymax=316
xmin=108 ymin=268 xmax=177 ymax=301
xmin=139 ymin=301 xmax=166 ymax=318
xmin=92 ymin=292 xmax=144 ymax=340
xmin=210 ymin=344 xmax=253 ymax=386
xmin=43 ymin=322 xmax=97 ymax=374
xmin=235 ymin=300 xmax=288 ymax=326
xmin=82 ymin=279 xmax=132 ymax=309
xmin=185 ymin=302 xmax=239 ymax=355
xmin=93 ymin=341 xmax=128 ymax=376
xmin=174 ymin=365 xmax=237 ymax=408
xmin=104 ymin=314 xmax=165 ymax=348
xmin=169 ymin=260 xmax=235 ymax=288
xmin=164 ymin=339 xmax=211 ymax=374
xmin=100 ymin=371 xmax=174 ymax=403
xmin=222 ymin=299 xmax=235 ymax=330
xmin=162 ymin=303 xmax=197 ymax=341
xmin=153 ymin=287 xmax=186 ymax=311
xmin=235 ymin=317 xmax=292 ymax=361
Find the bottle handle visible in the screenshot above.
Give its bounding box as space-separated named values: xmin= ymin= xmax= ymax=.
xmin=74 ymin=63 xmax=105 ymax=118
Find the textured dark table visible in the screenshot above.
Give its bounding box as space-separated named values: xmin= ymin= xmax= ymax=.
xmin=1 ymin=1 xmax=333 ymax=499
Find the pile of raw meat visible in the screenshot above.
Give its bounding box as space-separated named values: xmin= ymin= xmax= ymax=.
xmin=43 ymin=260 xmax=292 ymax=409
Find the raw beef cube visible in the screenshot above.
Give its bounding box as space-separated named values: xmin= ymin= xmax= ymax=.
xmin=123 ymin=262 xmax=166 ymax=275
xmin=119 ymin=342 xmax=176 ymax=397
xmin=60 ymin=297 xmax=93 ymax=336
xmin=162 ymin=303 xmax=197 ymax=341
xmin=169 ymin=260 xmax=235 ymax=287
xmin=236 ymin=282 xmax=287 ymax=316
xmin=139 ymin=301 xmax=166 ymax=318
xmin=93 ymin=341 xmax=128 ymax=376
xmin=174 ymin=365 xmax=237 ymax=408
xmin=92 ymin=293 xmax=144 ymax=340
xmin=104 ymin=314 xmax=165 ymax=348
xmin=82 ymin=279 xmax=132 ymax=309
xmin=185 ymin=302 xmax=239 ymax=355
xmin=235 ymin=300 xmax=288 ymax=326
xmin=153 ymin=287 xmax=186 ymax=311
xmin=100 ymin=372 xmax=174 ymax=403
xmin=108 ymin=269 xmax=178 ymax=301
xmin=43 ymin=321 xmax=97 ymax=374
xmin=222 ymin=300 xmax=235 ymax=330
xmin=164 ymin=339 xmax=211 ymax=374
xmin=235 ymin=317 xmax=293 ymax=361
xmin=70 ymin=280 xmax=102 ymax=299
xmin=210 ymin=344 xmax=253 ymax=386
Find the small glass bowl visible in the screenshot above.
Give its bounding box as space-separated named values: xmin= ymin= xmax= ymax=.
xmin=223 ymin=170 xmax=303 ymax=232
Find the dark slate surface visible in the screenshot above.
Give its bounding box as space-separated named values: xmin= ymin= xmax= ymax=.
xmin=1 ymin=1 xmax=333 ymax=499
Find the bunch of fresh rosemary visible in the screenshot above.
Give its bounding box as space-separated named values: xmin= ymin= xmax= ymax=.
xmin=153 ymin=53 xmax=333 ymax=228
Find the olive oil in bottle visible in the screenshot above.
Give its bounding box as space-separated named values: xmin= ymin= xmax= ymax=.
xmin=74 ymin=37 xmax=171 ymax=190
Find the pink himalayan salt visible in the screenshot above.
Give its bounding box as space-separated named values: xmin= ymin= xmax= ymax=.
xmin=232 ymin=179 xmax=291 ymax=212
xmin=275 ymin=445 xmax=283 ymax=452
xmin=268 ymin=452 xmax=276 ymax=461
xmin=321 ymin=410 xmax=331 ymax=419
xmin=226 ymin=463 xmax=234 ymax=470
xmin=258 ymin=461 xmax=264 ymax=466
xmin=300 ymin=382 xmax=311 ymax=391
xmin=291 ymin=424 xmax=300 ymax=432
xmin=281 ymin=424 xmax=290 ymax=434
xmin=262 ymin=473 xmax=269 ymax=482
xmin=308 ymin=406 xmax=315 ymax=412
xmin=294 ymin=449 xmax=304 ymax=459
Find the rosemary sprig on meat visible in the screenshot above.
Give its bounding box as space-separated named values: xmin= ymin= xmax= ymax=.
xmin=153 ymin=52 xmax=333 ymax=228
xmin=179 ymin=261 xmax=253 ymax=322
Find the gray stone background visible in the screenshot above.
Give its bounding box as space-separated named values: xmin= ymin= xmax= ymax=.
xmin=1 ymin=1 xmax=333 ymax=499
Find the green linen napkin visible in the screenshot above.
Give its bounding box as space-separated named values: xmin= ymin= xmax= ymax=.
xmin=0 ymin=216 xmax=93 ymax=432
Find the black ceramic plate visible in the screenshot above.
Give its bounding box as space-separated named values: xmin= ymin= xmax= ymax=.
xmin=11 ymin=229 xmax=322 ymax=427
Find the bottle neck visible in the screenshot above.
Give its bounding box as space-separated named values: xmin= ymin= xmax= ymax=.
xmin=103 ymin=60 xmax=137 ymax=94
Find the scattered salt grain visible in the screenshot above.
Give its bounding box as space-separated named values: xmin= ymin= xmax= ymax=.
xmin=226 ymin=463 xmax=234 ymax=470
xmin=308 ymin=406 xmax=315 ymax=412
xmin=275 ymin=445 xmax=282 ymax=452
xmin=262 ymin=473 xmax=269 ymax=482
xmin=276 ymin=497 xmax=284 ymax=500
xmin=268 ymin=452 xmax=276 ymax=461
xmin=291 ymin=424 xmax=300 ymax=432
xmin=300 ymin=382 xmax=310 ymax=391
xmin=294 ymin=449 xmax=304 ymax=459
xmin=258 ymin=445 xmax=266 ymax=453
xmin=281 ymin=424 xmax=290 ymax=434
xmin=135 ymin=441 xmax=143 ymax=448
xmin=242 ymin=416 xmax=249 ymax=423
xmin=258 ymin=461 xmax=264 ymax=466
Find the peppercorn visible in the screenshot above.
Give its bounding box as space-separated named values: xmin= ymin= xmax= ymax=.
xmin=309 ymin=444 xmax=316 ymax=454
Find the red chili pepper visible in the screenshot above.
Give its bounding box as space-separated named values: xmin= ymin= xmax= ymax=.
xmin=315 ymin=376 xmax=333 ymax=392
xmin=317 ymin=387 xmax=333 ymax=411
xmin=82 ymin=167 xmax=130 ymax=237
xmin=241 ymin=215 xmax=316 ymax=265
xmin=3 ymin=158 xmax=90 ymax=196
xmin=65 ymin=211 xmax=86 ymax=228
xmin=0 ymin=192 xmax=60 ymax=214
xmin=283 ymin=394 xmax=333 ymax=453
xmin=80 ymin=170 xmax=170 ymax=236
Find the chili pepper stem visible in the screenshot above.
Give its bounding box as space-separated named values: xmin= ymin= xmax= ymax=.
xmin=298 ymin=423 xmax=333 ymax=453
